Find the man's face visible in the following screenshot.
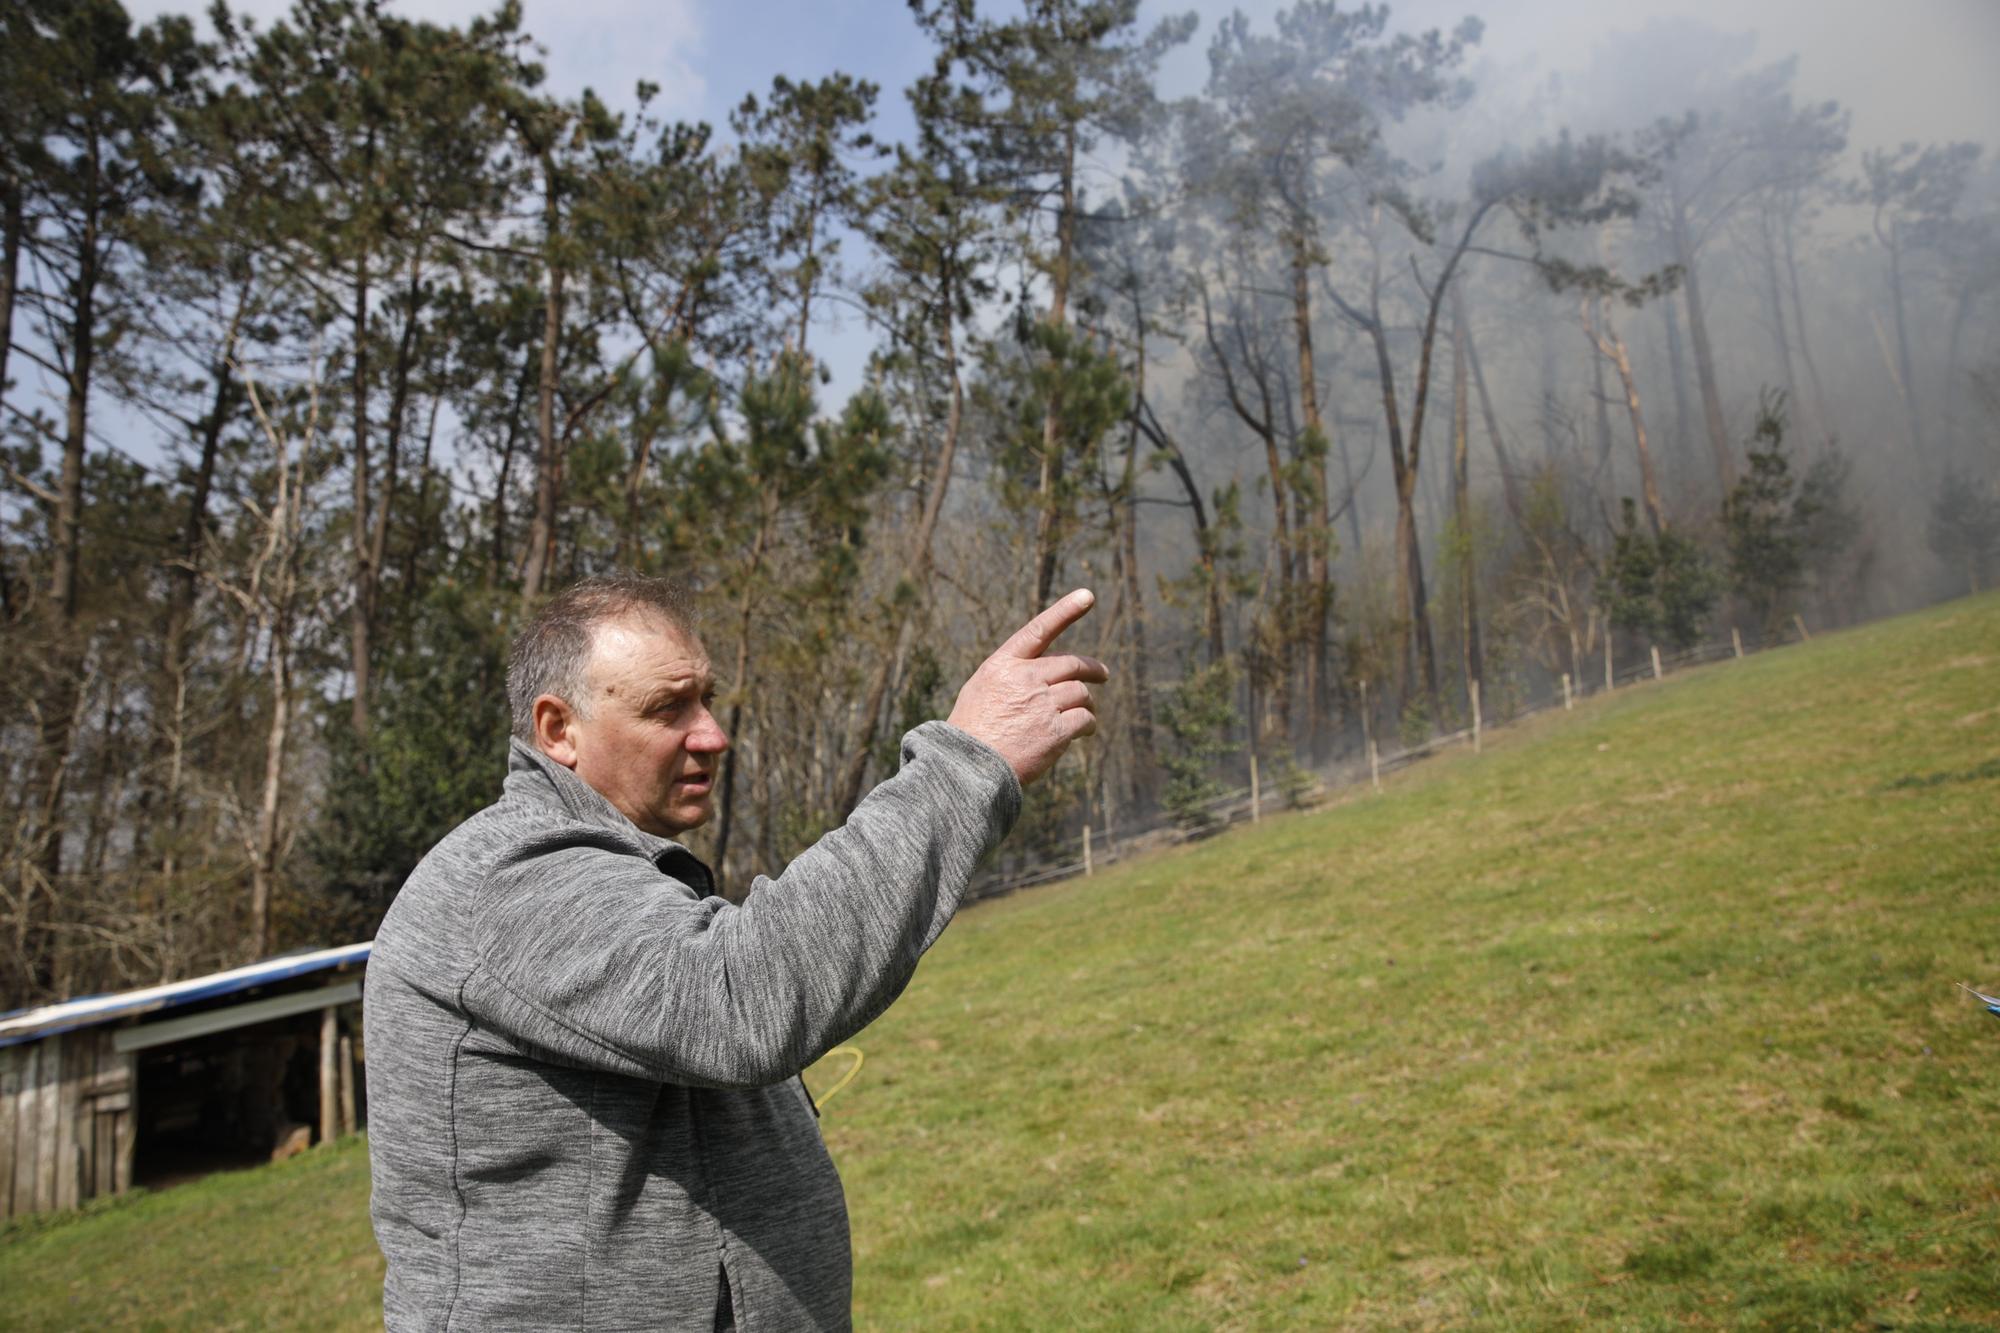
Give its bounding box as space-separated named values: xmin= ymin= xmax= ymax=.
xmin=551 ymin=615 xmax=728 ymax=838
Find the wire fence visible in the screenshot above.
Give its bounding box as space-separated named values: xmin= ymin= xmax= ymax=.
xmin=963 ymin=618 xmax=1812 ymax=906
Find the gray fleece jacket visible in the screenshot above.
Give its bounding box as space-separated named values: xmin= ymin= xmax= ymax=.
xmin=364 ymin=722 xmax=1020 ymax=1331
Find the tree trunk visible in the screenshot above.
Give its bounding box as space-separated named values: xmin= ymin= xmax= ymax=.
xmin=519 ymin=260 xmax=566 ymax=601
xmin=347 ymin=238 xmax=374 ymax=740
xmin=1584 ymin=298 xmax=1667 ymax=537
xmin=1118 ymin=338 xmax=1156 ymax=799
xmin=615 ymin=427 xmax=659 ymax=568
xmin=0 ymin=170 xmax=19 ymax=413
xmin=1361 ymin=299 xmax=1419 ymax=711
xmin=1759 ymin=210 xmax=1802 ymax=425
xmin=489 ymin=344 xmax=534 ymax=586
xmin=1884 ymin=225 xmax=1926 ymax=456
xmin=51 ymin=186 xmax=96 ymax=626
xmin=1132 ymin=395 xmax=1224 ymax=665
xmin=1451 ymin=303 xmax=1483 ymax=702
xmin=1336 ymin=422 xmax=1364 ymax=556
xmin=1290 ymin=234 xmax=1331 ymax=760
xmin=250 ymin=631 xmax=291 ymax=962
xmin=405 ymin=395 xmax=441 ymax=608
xmin=1671 ymin=193 xmax=1734 ymax=492
xmin=153 ymin=306 xmax=242 ymax=884
xmin=1031 ymin=122 xmax=1079 ymax=611
xmin=711 ymin=502 xmax=774 ymax=877
xmin=795 ymin=174 xmax=821 ymax=355
xmin=1589 ymin=314 xmax=1614 ymax=485
xmin=1659 ymin=277 xmax=1692 ymax=457
xmin=1459 ymin=293 xmax=1524 ymax=526
xmin=1781 ymin=209 xmax=1834 ymax=446
xmin=833 ymin=314 xmax=967 ymax=819
xmin=1377 ymin=249 xmax=1448 ymax=718
xmin=1201 ymin=277 xmax=1290 ymax=725
xmin=366 ymin=253 xmax=425 ymax=627
xmin=1539 ymin=317 xmax=1562 ymax=466
xmin=29 ymin=141 xmax=104 ymax=986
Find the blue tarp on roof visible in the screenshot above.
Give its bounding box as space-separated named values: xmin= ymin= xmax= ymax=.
xmin=0 ymin=941 xmax=372 ymax=1050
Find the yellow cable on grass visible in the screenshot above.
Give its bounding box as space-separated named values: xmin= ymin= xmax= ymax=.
xmin=815 ymin=1046 xmax=865 ymax=1108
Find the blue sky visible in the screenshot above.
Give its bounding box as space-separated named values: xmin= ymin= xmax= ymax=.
xmin=133 ymin=0 xmax=1994 ymax=151
xmin=89 ymin=0 xmax=2000 ymax=447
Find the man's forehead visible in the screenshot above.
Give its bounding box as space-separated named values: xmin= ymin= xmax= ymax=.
xmin=587 ymin=614 xmax=711 ymax=684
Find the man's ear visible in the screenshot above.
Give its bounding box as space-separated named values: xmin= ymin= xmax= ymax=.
xmin=532 ymin=694 xmax=581 ymax=769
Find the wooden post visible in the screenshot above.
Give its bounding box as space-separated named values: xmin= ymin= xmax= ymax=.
xmin=91 ymin=1033 xmax=118 ymax=1202
xmin=1561 ymin=672 xmax=1573 ymax=711
xmin=1793 ymin=612 xmax=1810 ymax=641
xmin=14 ymin=1040 xmax=43 ymax=1216
xmin=1369 ymin=739 xmax=1381 ymax=793
xmin=35 ymin=1034 xmax=57 ymax=1212
xmin=1249 ymin=753 xmax=1261 ymax=823
xmin=1731 ymin=626 xmax=1743 ymax=659
xmin=1603 ymin=633 xmax=1614 ymax=692
xmin=114 ymin=1077 xmax=135 ymax=1196
xmin=12 ymin=1045 xmax=42 ymax=1218
xmin=1082 ymin=823 xmax=1093 ymax=876
xmin=338 ymin=1029 xmax=358 ymax=1137
xmin=1650 ymin=644 xmax=1664 ymax=680
xmin=319 ymin=1006 xmax=339 ymax=1146
xmin=1470 ymin=679 xmax=1482 ymax=753
xmin=1 ymin=1047 xmax=19 ymax=1218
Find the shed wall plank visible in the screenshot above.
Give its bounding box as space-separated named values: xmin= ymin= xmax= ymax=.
xmin=114 ymin=1075 xmax=136 ymax=1197
xmin=9 ymin=1045 xmax=38 ymax=1218
xmin=98 ymin=1031 xmax=121 ymax=1198
xmin=86 ymin=1031 xmax=112 ymax=1201
xmin=54 ymin=1032 xmax=83 ymax=1211
xmin=94 ymin=1105 xmax=115 ymax=1199
xmin=0 ymin=1047 xmax=19 ymax=1218
xmin=34 ymin=1036 xmax=58 ymax=1213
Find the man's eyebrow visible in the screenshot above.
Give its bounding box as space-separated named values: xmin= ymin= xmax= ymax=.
xmin=644 ymin=672 xmax=716 ymax=707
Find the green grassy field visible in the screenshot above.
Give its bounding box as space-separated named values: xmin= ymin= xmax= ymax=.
xmin=3 ymin=593 xmax=1996 ymax=1330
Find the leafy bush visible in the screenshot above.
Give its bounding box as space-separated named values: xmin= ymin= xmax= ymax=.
xmin=301 ymin=581 xmax=514 ymax=941
xmin=1599 ymin=499 xmax=1720 ymax=651
xmin=1723 ymin=394 xmax=1814 ymax=635
xmin=1157 ymin=660 xmax=1239 ymax=835
xmin=1928 ymin=466 xmax=2000 ymax=594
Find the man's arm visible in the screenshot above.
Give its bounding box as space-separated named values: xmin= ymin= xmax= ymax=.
xmin=461 ymin=592 xmax=1107 ymax=1087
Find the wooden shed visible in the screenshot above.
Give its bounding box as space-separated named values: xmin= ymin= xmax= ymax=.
xmin=0 ymin=942 xmax=371 ymax=1220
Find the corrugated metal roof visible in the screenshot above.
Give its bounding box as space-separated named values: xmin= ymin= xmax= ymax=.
xmin=0 ymin=941 xmax=373 ymax=1049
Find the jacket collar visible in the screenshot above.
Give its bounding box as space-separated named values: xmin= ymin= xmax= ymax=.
xmin=504 ymin=737 xmax=717 ymax=895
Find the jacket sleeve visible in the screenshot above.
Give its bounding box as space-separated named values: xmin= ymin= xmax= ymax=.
xmin=459 ymin=721 xmax=1021 ymax=1087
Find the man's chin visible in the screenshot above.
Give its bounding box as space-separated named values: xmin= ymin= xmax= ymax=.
xmin=661 ymin=801 xmax=713 ymax=837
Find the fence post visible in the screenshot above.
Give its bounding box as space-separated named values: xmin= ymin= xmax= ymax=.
xmin=319 ymin=1005 xmax=339 ymax=1146
xmin=1732 ymin=626 xmax=1744 ymax=659
xmin=1561 ymin=672 xmax=1573 ymax=711
xmin=1471 ymin=678 xmax=1482 ymax=753
xmin=1604 ymin=633 xmax=1614 ymax=692
xmin=1369 ymin=739 xmax=1381 ymax=793
xmin=338 ymin=1030 xmax=358 ymax=1137
xmin=1082 ymin=823 xmax=1093 ymax=876
xmin=1249 ymin=753 xmax=1261 ymax=823
xmin=1651 ymin=644 xmax=1664 ymax=680
xmin=1793 ymin=612 xmax=1811 ymax=642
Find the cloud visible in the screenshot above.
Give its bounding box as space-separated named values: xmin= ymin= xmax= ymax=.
xmin=508 ymin=0 xmax=707 ymax=117
xmin=128 ymin=0 xmax=707 ymax=119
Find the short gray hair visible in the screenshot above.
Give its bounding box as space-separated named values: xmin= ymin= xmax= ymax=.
xmin=507 ymin=573 xmax=700 ymax=741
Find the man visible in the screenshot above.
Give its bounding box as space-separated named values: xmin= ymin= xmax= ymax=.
xmin=365 ymin=573 xmax=1105 ymax=1331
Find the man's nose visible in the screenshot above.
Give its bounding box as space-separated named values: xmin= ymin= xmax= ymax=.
xmin=689 ymin=708 xmax=729 ymax=754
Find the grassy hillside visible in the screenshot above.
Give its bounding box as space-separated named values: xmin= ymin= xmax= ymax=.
xmin=4 ymin=593 xmax=1996 ymax=1330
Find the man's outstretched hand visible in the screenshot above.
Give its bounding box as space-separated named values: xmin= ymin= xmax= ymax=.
xmin=947 ymin=589 xmax=1109 ymax=787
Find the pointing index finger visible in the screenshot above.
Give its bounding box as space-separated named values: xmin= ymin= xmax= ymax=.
xmin=1000 ymin=588 xmax=1096 ymax=659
